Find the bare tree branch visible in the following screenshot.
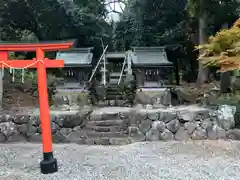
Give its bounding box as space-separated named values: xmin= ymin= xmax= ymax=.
xmin=104 ymin=0 xmax=127 ymax=6
xmin=118 ymin=2 xmax=124 ymax=12
xmin=105 ymin=0 xmax=126 ymax=14
xmin=108 ymin=6 xmax=122 ymax=14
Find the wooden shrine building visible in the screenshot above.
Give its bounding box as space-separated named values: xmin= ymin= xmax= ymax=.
xmin=56 ymin=47 xmax=93 ymax=88
xmin=129 ymin=46 xmax=174 ymax=87
xmin=93 ymin=46 xmax=175 ymax=88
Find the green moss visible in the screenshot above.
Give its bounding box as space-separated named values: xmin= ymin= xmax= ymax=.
xmin=216 ymin=94 xmax=240 ymax=112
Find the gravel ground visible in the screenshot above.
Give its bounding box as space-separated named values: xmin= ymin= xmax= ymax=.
xmin=1 ymin=141 xmax=240 ymax=180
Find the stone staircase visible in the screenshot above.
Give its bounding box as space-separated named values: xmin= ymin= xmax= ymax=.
xmin=105 ymin=84 xmax=123 ymax=101
xmin=105 ymin=71 xmax=127 ymax=101
xmin=80 ymin=111 xmax=131 ymax=145
xmin=109 ymin=72 xmax=125 ymax=84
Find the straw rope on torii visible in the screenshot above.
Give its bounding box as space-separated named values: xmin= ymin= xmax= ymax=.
xmin=0 ymin=59 xmax=45 ymax=83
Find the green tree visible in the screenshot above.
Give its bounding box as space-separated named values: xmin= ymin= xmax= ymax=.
xmin=0 ymin=0 xmax=112 ymax=106
xmin=0 ymin=0 xmax=110 ymax=46
xmin=187 ymin=0 xmax=240 ymax=85
xmin=113 ymin=0 xmax=199 ymax=81
xmin=114 ymin=0 xmax=188 ymax=49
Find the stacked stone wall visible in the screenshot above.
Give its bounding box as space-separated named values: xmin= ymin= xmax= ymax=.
xmin=0 ymin=105 xmax=238 ymax=145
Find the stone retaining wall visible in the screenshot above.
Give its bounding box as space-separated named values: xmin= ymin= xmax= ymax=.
xmin=0 ymin=105 xmax=239 ymax=145
xmin=135 ymin=88 xmax=171 ymax=106
xmin=53 ymin=90 xmax=89 ymax=106
xmin=129 ymin=105 xmax=236 ymax=141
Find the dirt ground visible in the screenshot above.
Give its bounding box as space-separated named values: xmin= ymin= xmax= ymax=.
xmin=180 ymin=81 xmax=219 ymax=95
xmin=2 ymin=81 xmax=38 ymax=111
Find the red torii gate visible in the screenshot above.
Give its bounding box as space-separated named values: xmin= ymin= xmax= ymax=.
xmin=0 ymin=40 xmax=74 ymax=174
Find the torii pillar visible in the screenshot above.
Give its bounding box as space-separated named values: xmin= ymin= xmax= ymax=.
xmin=0 ymin=40 xmax=73 ymax=174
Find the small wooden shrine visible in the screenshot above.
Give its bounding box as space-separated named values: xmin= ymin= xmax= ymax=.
xmin=92 ymin=46 xmax=175 ymax=88
xmin=129 ymin=46 xmax=174 ymax=87
xmin=56 ymin=47 xmax=93 ymax=88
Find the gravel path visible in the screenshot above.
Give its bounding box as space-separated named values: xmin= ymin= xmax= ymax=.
xmin=1 ymin=141 xmax=240 ymax=180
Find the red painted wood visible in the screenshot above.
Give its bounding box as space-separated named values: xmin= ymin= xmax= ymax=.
xmin=36 ymin=48 xmax=53 ymax=153
xmin=0 ymin=40 xmax=73 ymax=159
xmin=0 ymin=51 xmax=8 ymax=61
xmin=0 ymin=59 xmax=64 ymax=68
xmin=0 ymin=41 xmax=73 ymax=52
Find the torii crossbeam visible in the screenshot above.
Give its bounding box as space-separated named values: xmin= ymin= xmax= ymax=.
xmin=0 ymin=40 xmax=74 ymax=174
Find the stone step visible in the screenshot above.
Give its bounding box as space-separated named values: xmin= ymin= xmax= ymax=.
xmin=82 ymin=137 xmax=132 ymax=145
xmin=107 ymin=86 xmax=119 ymax=90
xmin=106 ymin=86 xmax=122 ymax=100
xmin=87 ymin=119 xmax=124 ymax=126
xmin=106 ymin=89 xmax=121 ymax=94
xmin=109 ymin=137 xmax=132 ymax=145
xmin=80 ymin=130 xmax=127 ymax=138
xmin=110 ymin=72 xmax=122 ymax=77
xmin=105 ymin=95 xmax=123 ymax=100
xmin=106 ymin=91 xmax=121 ymax=95
xmin=109 ymin=80 xmax=119 ymax=85
xmin=90 ymin=112 xmax=120 ymax=121
xmin=85 ymin=125 xmax=122 ymax=132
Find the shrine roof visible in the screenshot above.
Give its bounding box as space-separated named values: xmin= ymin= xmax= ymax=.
xmin=130 ymin=46 xmax=173 ymax=67
xmin=56 ymin=47 xmax=93 ymax=67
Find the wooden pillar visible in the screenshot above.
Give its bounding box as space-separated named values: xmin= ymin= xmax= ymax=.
xmin=175 ymin=58 xmax=180 ymax=85
xmin=78 ymin=69 xmax=81 ymax=85
xmin=136 ymin=68 xmax=145 ymax=87
xmin=0 ymin=51 xmax=8 ymax=108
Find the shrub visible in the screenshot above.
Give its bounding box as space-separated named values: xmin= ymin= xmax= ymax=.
xmin=119 ymin=79 xmax=137 ymax=106
xmin=196 ymin=19 xmax=240 ymax=72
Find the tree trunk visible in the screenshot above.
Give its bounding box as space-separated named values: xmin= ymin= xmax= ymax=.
xmin=220 ymin=71 xmax=231 ymax=93
xmin=197 ymin=14 xmax=209 ymax=85
xmin=220 ymin=23 xmax=231 ymax=93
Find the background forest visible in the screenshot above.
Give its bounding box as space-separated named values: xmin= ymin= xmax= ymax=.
xmin=0 ymin=0 xmax=240 ymax=108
